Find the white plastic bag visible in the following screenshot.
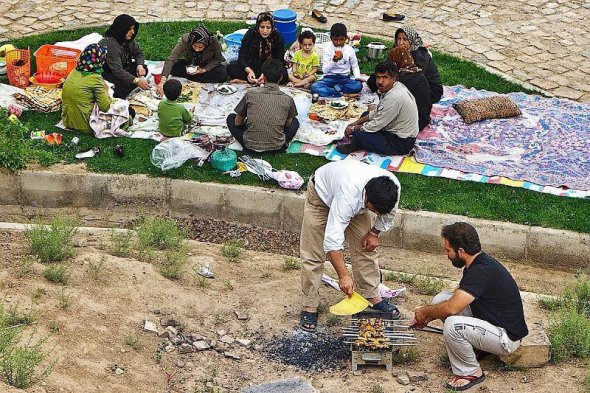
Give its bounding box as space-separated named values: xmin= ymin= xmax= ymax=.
xmin=150 ymin=138 xmax=209 ymax=171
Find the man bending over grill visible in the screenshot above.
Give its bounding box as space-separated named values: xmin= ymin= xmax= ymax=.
xmin=300 ymin=160 xmax=402 ymax=332
xmin=411 ymin=222 xmax=528 ymax=391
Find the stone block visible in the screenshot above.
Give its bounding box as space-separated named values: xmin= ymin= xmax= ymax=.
xmin=501 ymin=323 xmax=550 ymax=368
xmin=224 ymin=185 xmax=283 ymax=230
xmin=472 ymin=219 xmax=528 ymax=260
xmin=527 ymin=227 xmax=590 ymax=271
xmin=379 ymin=211 xmax=403 ymax=248
xmin=169 ymin=180 xmax=226 ymax=218
xmin=107 ymin=174 xmax=169 ymax=209
xmin=0 ymin=171 xmax=20 ymax=204
xmin=20 ymin=171 xmax=108 ymax=208
xmin=279 ymin=192 xmax=305 ymax=233
xmin=241 ymin=377 xmax=318 ymax=393
xmin=400 ymin=210 xmax=465 ymax=253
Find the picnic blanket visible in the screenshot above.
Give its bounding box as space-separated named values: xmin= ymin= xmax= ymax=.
xmin=416 ymin=86 xmax=590 ymax=191
xmin=289 ymin=85 xmax=590 ymax=199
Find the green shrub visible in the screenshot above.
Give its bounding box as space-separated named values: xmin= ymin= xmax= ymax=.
xmin=0 ymin=332 xmax=55 ymax=389
xmin=221 ymin=239 xmax=245 ymax=262
xmin=0 ymin=305 xmax=54 ymax=389
xmin=109 ymin=229 xmax=134 ymax=258
xmin=25 ymin=218 xmax=77 ymax=263
xmin=43 ymin=264 xmax=70 ymax=285
xmin=548 ymin=305 xmax=590 ymax=362
xmin=136 ymin=217 xmax=185 ymax=250
xmin=2 ymin=304 xmax=36 ymax=327
xmin=0 ymin=108 xmax=32 ymax=172
xmin=159 ymin=248 xmax=187 ymax=280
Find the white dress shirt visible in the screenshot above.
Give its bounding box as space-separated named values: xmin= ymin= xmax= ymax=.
xmin=313 ymin=160 xmax=401 ymax=252
xmin=321 ymin=42 xmax=361 ymax=79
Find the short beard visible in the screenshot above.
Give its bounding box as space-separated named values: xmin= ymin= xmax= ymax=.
xmin=450 ymin=257 xmax=466 ymax=269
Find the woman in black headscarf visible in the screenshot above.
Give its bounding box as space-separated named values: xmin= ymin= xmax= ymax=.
xmin=99 ymin=14 xmax=149 ymax=98
xmin=156 ymin=26 xmax=228 ymax=96
xmin=227 ymin=12 xmax=288 ymax=85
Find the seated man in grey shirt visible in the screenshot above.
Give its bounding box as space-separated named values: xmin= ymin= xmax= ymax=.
xmin=226 ymin=59 xmax=299 ymax=153
xmin=337 ymin=62 xmax=419 ymax=155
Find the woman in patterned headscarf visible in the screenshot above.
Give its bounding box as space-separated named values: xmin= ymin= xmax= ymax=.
xmin=157 ymin=25 xmax=228 ymax=96
xmin=227 ymin=12 xmax=289 ymax=84
xmin=393 ymin=25 xmax=443 ymax=103
xmin=61 ymin=44 xmax=114 ymax=133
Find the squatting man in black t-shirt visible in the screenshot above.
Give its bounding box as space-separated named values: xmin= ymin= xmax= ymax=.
xmin=411 ymin=222 xmax=528 ymax=391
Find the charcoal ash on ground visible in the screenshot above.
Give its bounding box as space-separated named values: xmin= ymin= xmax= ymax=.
xmin=182 ymin=217 xmax=300 ymax=256
xmin=263 ymin=329 xmax=350 ymax=373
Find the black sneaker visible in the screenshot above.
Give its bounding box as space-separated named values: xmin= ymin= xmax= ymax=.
xmin=335 ymin=143 xmax=361 ymax=155
xmin=371 ymin=299 xmax=401 ymax=320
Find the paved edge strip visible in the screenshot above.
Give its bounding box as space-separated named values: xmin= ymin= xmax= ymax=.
xmin=0 ymin=170 xmax=588 ymax=268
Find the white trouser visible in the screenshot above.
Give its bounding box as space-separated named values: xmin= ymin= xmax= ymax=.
xmin=433 ymin=291 xmax=521 ymax=376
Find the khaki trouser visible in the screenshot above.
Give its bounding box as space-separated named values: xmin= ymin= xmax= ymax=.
xmin=433 ymin=291 xmax=522 ymax=376
xmin=300 ymin=178 xmax=380 ymax=308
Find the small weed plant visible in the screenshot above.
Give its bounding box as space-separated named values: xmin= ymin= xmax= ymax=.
xmin=283 ymin=257 xmax=301 ymax=270
xmin=136 ymin=217 xmax=185 ymax=251
xmin=25 ymin=218 xmax=77 ymax=263
xmin=31 ymin=288 xmax=46 ymax=304
xmin=385 ymin=271 xmax=445 ymax=296
xmin=16 ymin=255 xmax=37 ymax=278
xmin=0 ymin=107 xmax=32 ymax=172
xmin=109 ymin=229 xmax=134 ymax=258
xmin=221 ymin=239 xmax=245 ymax=262
xmin=43 ymin=264 xmax=70 ymax=285
xmin=86 ymin=256 xmax=106 ymax=281
xmin=392 ymin=348 xmax=420 ymax=365
xmin=125 ymin=333 xmax=141 ymax=351
xmin=2 ymin=304 xmax=36 ymax=327
xmin=56 ymin=288 xmax=72 ymax=310
xmin=326 ymin=314 xmax=340 ymax=327
xmin=223 ymin=279 xmax=234 ymax=291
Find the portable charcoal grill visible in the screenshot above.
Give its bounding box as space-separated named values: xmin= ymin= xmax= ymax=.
xmin=343 ymin=312 xmax=417 ymax=371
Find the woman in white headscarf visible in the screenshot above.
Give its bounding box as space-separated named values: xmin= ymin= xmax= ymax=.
xmin=157 ymin=26 xmax=227 ymax=96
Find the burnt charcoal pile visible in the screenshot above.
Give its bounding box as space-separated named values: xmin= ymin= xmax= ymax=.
xmin=264 ymin=329 xmax=349 ymax=372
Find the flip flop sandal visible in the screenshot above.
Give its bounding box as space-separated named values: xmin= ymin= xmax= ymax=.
xmin=311 ymin=9 xmax=327 ymax=23
xmin=445 ymin=373 xmax=486 ymax=391
xmin=371 ymin=299 xmax=402 ymax=320
xmin=300 ymin=310 xmax=318 ymax=332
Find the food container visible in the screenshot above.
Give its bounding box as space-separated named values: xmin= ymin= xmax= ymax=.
xmin=367 ymin=42 xmax=386 ymax=60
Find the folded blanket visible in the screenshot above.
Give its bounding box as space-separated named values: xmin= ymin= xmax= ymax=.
xmin=89 ymin=98 xmax=131 ymax=139
xmin=12 ymin=86 xmax=62 ymax=113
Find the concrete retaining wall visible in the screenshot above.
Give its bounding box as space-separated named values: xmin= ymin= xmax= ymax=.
xmin=1 ymin=170 xmax=588 ymax=269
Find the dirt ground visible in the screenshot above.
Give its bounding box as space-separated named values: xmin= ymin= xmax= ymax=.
xmin=0 ymin=228 xmax=587 ymax=393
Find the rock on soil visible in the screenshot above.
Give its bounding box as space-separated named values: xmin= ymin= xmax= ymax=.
xmin=264 ymin=330 xmax=349 ymax=373
xmin=241 ymin=377 xmax=318 ymax=393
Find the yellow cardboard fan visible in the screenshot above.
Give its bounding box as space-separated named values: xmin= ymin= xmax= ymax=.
xmin=329 ymin=291 xmax=370 ymax=315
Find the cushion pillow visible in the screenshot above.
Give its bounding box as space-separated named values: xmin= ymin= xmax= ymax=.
xmin=454 ymin=96 xmax=521 ymax=124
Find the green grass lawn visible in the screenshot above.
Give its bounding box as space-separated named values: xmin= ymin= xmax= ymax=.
xmin=1 ymin=20 xmax=589 ymax=233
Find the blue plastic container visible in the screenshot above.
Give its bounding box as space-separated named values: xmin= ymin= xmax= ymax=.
xmin=224 ymin=32 xmax=245 ymax=50
xmin=273 ymin=9 xmax=297 ymax=46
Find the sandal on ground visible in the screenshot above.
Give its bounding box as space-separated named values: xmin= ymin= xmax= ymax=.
xmin=371 ymin=299 xmax=401 ymax=320
xmin=445 ymin=373 xmax=486 ymax=391
xmin=311 ymin=9 xmax=327 ymax=23
xmin=300 ymin=310 xmax=318 ymax=332
xmin=382 ymin=12 xmax=405 ymax=22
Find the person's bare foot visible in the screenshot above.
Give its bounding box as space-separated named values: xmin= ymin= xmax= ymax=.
xmin=446 ymin=369 xmax=484 ymax=390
